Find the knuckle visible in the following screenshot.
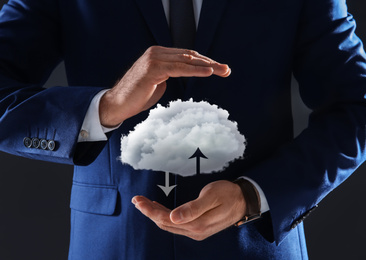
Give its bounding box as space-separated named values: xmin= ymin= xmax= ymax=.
xmin=202 ymin=185 xmax=215 ymax=196
xmin=144 ymin=46 xmax=160 ymax=60
xmin=144 ymin=47 xmax=153 ymax=57
xmin=181 ymin=54 xmax=194 ymax=61
xmin=144 ymin=52 xmax=155 ymax=62
xmin=201 ymin=184 xmax=220 ymax=204
xmin=146 ymin=45 xmax=158 ymax=54
xmin=186 ymin=50 xmax=199 ymax=56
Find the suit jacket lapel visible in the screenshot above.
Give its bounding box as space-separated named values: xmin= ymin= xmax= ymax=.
xmin=194 ymin=0 xmax=229 ymax=55
xmin=135 ymin=0 xmax=172 ymax=46
xmin=135 ymin=0 xmax=230 ymax=54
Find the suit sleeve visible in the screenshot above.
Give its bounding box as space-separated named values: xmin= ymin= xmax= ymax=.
xmin=245 ymin=0 xmax=366 ymax=244
xmin=0 ymin=0 xmax=108 ymax=165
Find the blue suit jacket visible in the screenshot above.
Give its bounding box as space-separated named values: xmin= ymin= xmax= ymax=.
xmin=1 ymin=0 xmax=366 ymax=259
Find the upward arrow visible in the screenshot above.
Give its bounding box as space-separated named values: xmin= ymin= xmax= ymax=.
xmin=189 ymin=147 xmax=208 ymax=175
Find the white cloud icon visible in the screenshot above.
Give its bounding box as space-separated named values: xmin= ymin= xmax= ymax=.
xmin=120 ymin=99 xmax=246 ymax=177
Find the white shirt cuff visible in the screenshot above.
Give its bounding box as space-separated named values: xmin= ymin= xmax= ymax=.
xmin=241 ymin=176 xmax=270 ymax=213
xmin=78 ymin=89 xmax=121 ymax=142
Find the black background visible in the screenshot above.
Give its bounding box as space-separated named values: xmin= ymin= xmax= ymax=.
xmin=0 ymin=0 xmax=365 ymax=259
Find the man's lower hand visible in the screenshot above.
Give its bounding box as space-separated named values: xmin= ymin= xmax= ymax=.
xmin=131 ymin=180 xmax=246 ymax=241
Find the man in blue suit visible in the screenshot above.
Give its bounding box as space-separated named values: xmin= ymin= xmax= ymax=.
xmin=1 ymin=0 xmax=366 ymax=259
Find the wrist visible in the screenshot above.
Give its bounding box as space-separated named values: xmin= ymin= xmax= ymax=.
xmin=99 ymin=89 xmax=128 ymax=127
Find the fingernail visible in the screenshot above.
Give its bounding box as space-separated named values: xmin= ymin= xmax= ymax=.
xmin=225 ymin=68 xmax=231 ymax=76
xmin=131 ymin=197 xmax=137 ymax=205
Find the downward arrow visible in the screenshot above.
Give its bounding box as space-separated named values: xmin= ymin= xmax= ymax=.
xmin=157 ymin=172 xmax=177 ymax=197
xmin=189 ymin=147 xmax=208 ymax=175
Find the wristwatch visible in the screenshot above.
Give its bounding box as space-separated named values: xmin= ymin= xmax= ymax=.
xmin=233 ymin=178 xmax=262 ymax=226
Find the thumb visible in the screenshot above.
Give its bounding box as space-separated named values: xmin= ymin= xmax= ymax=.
xmin=170 ymin=193 xmax=217 ymax=224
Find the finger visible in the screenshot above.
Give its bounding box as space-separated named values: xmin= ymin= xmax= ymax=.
xmin=132 ymin=196 xmax=212 ymax=234
xmin=132 ymin=197 xmax=212 ymax=240
xmin=155 ymin=47 xmax=214 ymax=64
xmin=162 ymin=207 xmax=233 ymax=241
xmin=147 ymin=46 xmax=220 ymax=68
xmin=152 ymin=200 xmax=167 ymax=208
xmin=155 ymin=53 xmax=213 ymax=66
xmin=154 ymin=48 xmax=217 ymax=65
xmin=147 ymin=46 xmax=231 ymax=77
xmin=170 ymin=193 xmax=219 ymax=224
xmin=162 ymin=61 xmax=215 ymax=78
xmin=145 ymin=46 xmax=206 ymax=61
xmin=132 ymin=196 xmax=164 ymax=210
xmin=132 ymin=196 xmax=172 ymax=222
xmin=132 ymin=196 xmax=169 ymax=211
xmin=158 ymin=54 xmax=231 ymax=77
xmin=170 ymin=52 xmax=231 ymax=77
xmin=131 ymin=195 xmax=149 ymax=204
xmin=132 ymin=197 xmax=231 ymax=241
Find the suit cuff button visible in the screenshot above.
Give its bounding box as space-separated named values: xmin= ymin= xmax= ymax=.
xmin=40 ymin=139 xmax=48 ymax=150
xmin=32 ymin=138 xmax=40 ymax=148
xmin=80 ymin=130 xmax=89 ymax=140
xmin=47 ymin=140 xmax=56 ymax=151
xmin=23 ymin=137 xmax=32 ymax=148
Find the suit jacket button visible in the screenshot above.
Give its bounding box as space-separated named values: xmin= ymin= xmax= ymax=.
xmin=32 ymin=138 xmax=40 ymax=148
xmin=40 ymin=139 xmax=48 ymax=150
xmin=47 ymin=140 xmax=55 ymax=151
xmin=23 ymin=137 xmax=32 ymax=148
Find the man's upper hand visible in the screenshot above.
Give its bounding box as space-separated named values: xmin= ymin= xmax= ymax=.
xmin=131 ymin=180 xmax=246 ymax=241
xmin=99 ymin=46 xmax=231 ymax=127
